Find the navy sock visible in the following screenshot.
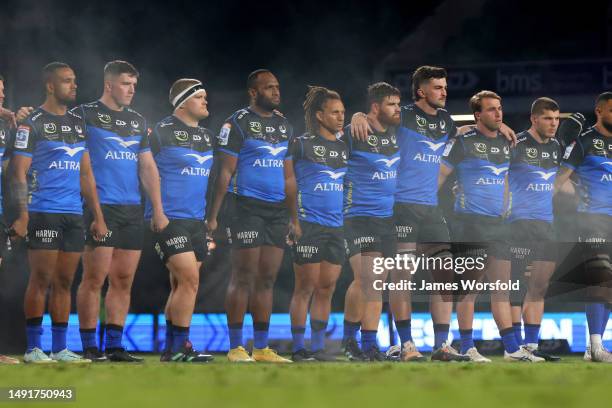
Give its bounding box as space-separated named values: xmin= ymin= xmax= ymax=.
xmin=228 ymin=322 xmax=243 ymax=349
xmin=361 ymin=330 xmax=377 ymax=352
xmin=343 ymin=320 xmax=360 ymax=342
xmin=512 ymin=322 xmax=523 ymax=345
xmin=602 ymin=304 xmax=610 ymax=334
xmin=433 ymin=324 xmax=450 ymax=349
xmin=291 ymin=326 xmax=306 ymax=352
xmin=51 ymin=322 xmax=68 ymax=353
xmin=310 ymin=319 xmax=327 ymax=352
xmin=105 ymin=324 xmax=123 ymax=350
xmin=459 ymin=329 xmax=474 ymax=354
xmin=172 ymin=326 xmax=189 ymax=353
xmin=26 ymin=317 xmax=43 ymax=352
xmin=524 ymin=323 xmax=540 ymax=345
xmin=500 ymin=327 xmax=520 ymax=353
xmin=586 ymin=303 xmax=606 ymax=336
xmin=395 ymin=319 xmax=412 ymax=344
xmin=164 ymin=320 xmax=174 ymax=352
xmin=253 ymin=322 xmax=269 ymax=349
xmin=80 ymin=328 xmax=97 ymax=350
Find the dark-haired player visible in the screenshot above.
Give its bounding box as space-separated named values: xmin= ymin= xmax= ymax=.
xmin=74 ymin=61 xmax=165 ymax=362
xmin=341 ymin=82 xmax=401 ymax=361
xmin=11 ymin=62 xmax=107 ymax=363
xmin=507 ymin=97 xmax=562 ymax=361
xmin=555 ymin=92 xmax=612 ymax=363
xmin=285 ymin=86 xmax=347 ymax=362
xmin=207 ymin=69 xmax=293 ymax=363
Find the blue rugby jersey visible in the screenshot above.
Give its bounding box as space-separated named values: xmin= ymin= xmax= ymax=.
xmin=395 ymin=104 xmax=456 ymax=206
xmin=72 ymin=101 xmax=148 ymax=206
xmin=0 ymin=118 xmax=8 ymax=214
xmin=507 ymin=131 xmax=561 ymax=222
xmin=342 ymin=125 xmax=400 ymax=218
xmin=561 ymin=127 xmax=612 ymax=216
xmin=12 ymin=108 xmax=87 ymax=214
xmin=217 ymin=108 xmax=293 ymax=203
xmin=442 ymin=129 xmax=511 ymax=217
xmin=145 ymin=116 xmax=214 ymax=220
xmin=286 ymin=134 xmax=347 ymax=227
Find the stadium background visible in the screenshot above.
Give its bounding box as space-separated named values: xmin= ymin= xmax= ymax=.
xmin=0 ymin=0 xmax=611 ymax=354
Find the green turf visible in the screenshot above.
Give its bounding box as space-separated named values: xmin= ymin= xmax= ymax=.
xmin=0 ymin=355 xmax=611 ymax=407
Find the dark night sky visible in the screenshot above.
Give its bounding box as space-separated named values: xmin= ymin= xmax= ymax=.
xmin=1 ymin=0 xmax=611 ymax=132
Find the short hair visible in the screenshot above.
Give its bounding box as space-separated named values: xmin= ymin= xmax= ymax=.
xmin=104 ymin=60 xmax=139 ymax=79
xmin=469 ymin=90 xmax=502 ymax=113
xmin=169 ymin=78 xmax=202 ymax=106
xmin=367 ymin=82 xmax=400 ymax=108
xmin=303 ymin=85 xmax=341 ymax=135
xmin=247 ymin=69 xmax=272 ymax=90
xmin=42 ymin=62 xmax=71 ymax=84
xmin=596 ymin=92 xmax=612 ymax=106
xmin=531 ymin=97 xmax=559 ymax=116
xmin=411 ymin=65 xmax=447 ymax=101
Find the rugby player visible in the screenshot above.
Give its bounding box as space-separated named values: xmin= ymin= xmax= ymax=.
xmin=439 ymin=90 xmax=543 ymax=362
xmin=11 ymin=62 xmax=107 ymax=363
xmin=351 ymin=67 xmax=473 ymax=362
xmin=285 ymin=86 xmax=347 ymax=362
xmin=341 ymin=82 xmax=401 ymax=361
xmin=0 ymin=74 xmax=20 ymax=364
xmin=506 ymin=98 xmax=562 ymax=361
xmin=150 ymin=79 xmax=214 ymax=363
xmin=207 ymin=69 xmax=293 ymax=363
xmin=555 ymin=92 xmax=612 ymax=363
xmin=74 ymin=61 xmax=166 ymax=362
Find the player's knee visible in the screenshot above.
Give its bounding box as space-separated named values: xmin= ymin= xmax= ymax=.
xmin=52 ymin=274 xmax=74 ymax=292
xmin=177 ymin=272 xmax=199 ymax=294
xmin=315 ymin=281 xmax=336 ymax=299
xmin=108 ymin=273 xmax=133 ymax=292
xmin=256 ymin=273 xmax=277 ymax=291
xmin=293 ymin=282 xmax=315 ymax=300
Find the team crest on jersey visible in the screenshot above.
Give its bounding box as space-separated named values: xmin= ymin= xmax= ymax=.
xmin=416 ymin=115 xmax=427 ymax=128
xmin=131 ymin=120 xmax=139 ymax=129
xmin=98 ymin=113 xmax=111 ymax=124
xmin=440 ymin=120 xmax=446 ymax=131
xmin=503 ymin=145 xmax=510 ymax=155
xmin=390 ymin=134 xmax=397 ymax=145
xmin=279 ymin=124 xmax=287 ymax=134
xmin=0 ymin=129 xmax=5 ymax=141
xmin=593 ymin=139 xmax=604 ymax=150
xmin=44 ymin=123 xmax=57 ymax=134
xmin=313 ymin=145 xmax=326 ymax=157
xmin=526 ymin=147 xmax=538 ymax=159
xmin=367 ymin=135 xmax=378 ymax=147
xmin=75 ymin=125 xmax=83 ymax=135
xmin=174 ymin=130 xmax=189 ymax=142
xmin=249 ymin=121 xmax=262 ymax=134
xmin=474 ymin=142 xmax=487 ymax=154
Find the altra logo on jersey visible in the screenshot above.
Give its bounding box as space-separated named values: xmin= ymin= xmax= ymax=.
xmin=105 ymin=136 xmax=139 ymax=149
xmin=484 ymin=165 xmax=508 ymax=176
xmin=376 ymin=157 xmax=400 ymax=168
xmin=44 ymin=123 xmax=57 ymax=134
xmin=418 ymin=140 xmax=446 ymax=152
xmin=257 ymin=145 xmax=287 ymax=156
xmin=531 ymin=171 xmax=556 ymax=181
xmin=319 ymin=170 xmax=345 ymax=180
xmin=184 ymin=153 xmax=213 ymax=165
xmin=372 ymin=170 xmax=397 ymax=180
xmin=53 ymin=146 xmax=85 ymax=157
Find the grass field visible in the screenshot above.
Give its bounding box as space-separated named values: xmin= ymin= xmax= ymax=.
xmin=0 ymin=355 xmax=611 ymax=407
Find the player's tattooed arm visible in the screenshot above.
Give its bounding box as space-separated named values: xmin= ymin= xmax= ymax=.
xmin=8 ymin=154 xmax=32 ymax=238
xmin=80 ymin=152 xmax=108 ymax=241
xmin=206 ymin=152 xmax=237 ymax=234
xmin=283 ymin=158 xmax=302 ymax=241
xmin=139 ymin=151 xmax=169 ymax=233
